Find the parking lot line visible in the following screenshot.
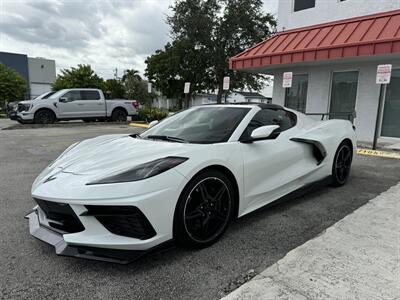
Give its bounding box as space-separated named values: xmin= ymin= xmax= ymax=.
xmin=129 ymin=123 xmax=149 ymax=128
xmin=357 ymin=148 xmax=400 ymax=159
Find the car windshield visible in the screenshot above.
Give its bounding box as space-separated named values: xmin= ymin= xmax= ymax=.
xmin=140 ymin=106 xmax=251 ymax=144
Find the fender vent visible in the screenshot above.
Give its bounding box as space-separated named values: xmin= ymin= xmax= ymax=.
xmin=290 ymin=138 xmax=327 ymax=165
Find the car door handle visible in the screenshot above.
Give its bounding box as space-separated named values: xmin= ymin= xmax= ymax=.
xmin=97 ymin=103 xmax=103 ymax=105
xmin=77 ymin=103 xmax=85 ymax=106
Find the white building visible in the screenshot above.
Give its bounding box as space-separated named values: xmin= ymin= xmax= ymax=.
xmin=230 ymin=1 xmax=400 ymax=144
xmin=28 ymin=57 xmax=56 ymax=98
xmin=0 ymin=52 xmax=56 ymax=99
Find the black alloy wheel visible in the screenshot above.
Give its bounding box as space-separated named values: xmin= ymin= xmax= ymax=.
xmin=332 ymin=142 xmax=352 ymax=186
xmin=174 ymin=170 xmax=234 ymax=248
xmin=111 ymin=109 xmax=128 ymax=122
xmin=34 ymin=110 xmax=55 ymax=124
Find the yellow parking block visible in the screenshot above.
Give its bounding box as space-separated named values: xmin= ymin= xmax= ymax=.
xmin=129 ymin=123 xmax=149 ymax=128
xmin=357 ymin=148 xmax=400 ymax=159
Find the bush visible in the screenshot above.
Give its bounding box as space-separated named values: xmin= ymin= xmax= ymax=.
xmin=138 ymin=107 xmax=168 ymax=122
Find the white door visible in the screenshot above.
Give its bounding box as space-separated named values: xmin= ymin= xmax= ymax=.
xmin=58 ymin=90 xmax=83 ymax=118
xmin=80 ymin=90 xmax=106 ymax=117
xmin=240 ymin=109 xmax=313 ymax=211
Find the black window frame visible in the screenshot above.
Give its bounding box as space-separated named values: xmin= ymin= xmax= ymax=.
xmin=81 ymin=90 xmax=101 ymax=100
xmin=284 ymin=74 xmax=309 ymax=113
xmin=293 ymin=0 xmax=316 ymax=12
xmin=62 ymin=90 xmax=82 ymax=102
xmin=240 ymin=108 xmax=297 ymax=141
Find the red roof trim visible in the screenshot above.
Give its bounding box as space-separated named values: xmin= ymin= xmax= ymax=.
xmin=230 ymin=9 xmax=400 ymax=70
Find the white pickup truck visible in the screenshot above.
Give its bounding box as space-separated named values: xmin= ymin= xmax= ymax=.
xmin=16 ymin=88 xmax=139 ymax=124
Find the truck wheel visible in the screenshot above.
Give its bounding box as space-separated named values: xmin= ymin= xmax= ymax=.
xmin=34 ymin=110 xmax=55 ymax=124
xmin=111 ymin=109 xmax=127 ymax=122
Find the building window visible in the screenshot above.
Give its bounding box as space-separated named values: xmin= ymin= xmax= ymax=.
xmin=284 ymin=74 xmax=308 ymax=113
xmin=381 ymin=69 xmax=400 ymax=138
xmin=294 ymin=0 xmax=316 ymax=12
xmin=329 ymin=71 xmax=359 ymax=120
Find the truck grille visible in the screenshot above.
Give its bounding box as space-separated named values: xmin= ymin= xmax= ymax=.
xmin=34 ymin=198 xmax=85 ymax=233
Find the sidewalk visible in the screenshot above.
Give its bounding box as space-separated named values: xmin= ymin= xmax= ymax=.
xmin=223 ymin=183 xmax=400 ymax=300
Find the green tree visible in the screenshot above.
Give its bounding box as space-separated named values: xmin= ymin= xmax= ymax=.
xmin=0 ymin=63 xmax=27 ymax=109
xmin=146 ymin=0 xmax=276 ymax=103
xmin=103 ymin=79 xmax=125 ymax=99
xmin=122 ymin=69 xmax=155 ymax=106
xmin=146 ymin=39 xmax=211 ymax=108
xmin=52 ymin=64 xmax=104 ymax=91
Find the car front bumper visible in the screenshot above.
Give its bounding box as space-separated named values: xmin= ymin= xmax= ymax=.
xmin=28 ymin=169 xmax=188 ymax=262
xmin=7 ymin=111 xmax=17 ymax=120
xmin=17 ymin=112 xmax=34 ymax=122
xmin=25 ymin=209 xmax=150 ymax=264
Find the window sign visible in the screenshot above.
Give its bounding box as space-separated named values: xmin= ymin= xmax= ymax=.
xmin=376 ymin=64 xmax=392 ymax=84
xmin=282 ymin=72 xmax=293 ymax=88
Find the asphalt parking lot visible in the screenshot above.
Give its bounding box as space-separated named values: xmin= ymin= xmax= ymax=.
xmin=1 ymin=121 xmax=399 ymax=299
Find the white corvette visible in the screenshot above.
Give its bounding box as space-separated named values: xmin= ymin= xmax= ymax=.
xmin=26 ymin=103 xmax=356 ymax=263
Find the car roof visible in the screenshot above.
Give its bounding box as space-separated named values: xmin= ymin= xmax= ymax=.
xmin=204 ymin=102 xmax=284 ymax=110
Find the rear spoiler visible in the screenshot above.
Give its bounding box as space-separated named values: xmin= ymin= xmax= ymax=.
xmin=305 ymin=111 xmax=356 ymax=124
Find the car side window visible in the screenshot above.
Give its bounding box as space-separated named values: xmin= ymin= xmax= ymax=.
xmin=82 ymin=91 xmax=100 ymax=100
xmin=240 ymin=108 xmax=297 ymax=140
xmin=63 ymin=91 xmax=81 ymax=101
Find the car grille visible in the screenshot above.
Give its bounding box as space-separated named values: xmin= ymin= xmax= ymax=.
xmin=7 ymin=102 xmax=17 ymax=112
xmin=83 ymin=206 xmax=156 ymax=240
xmin=34 ymin=198 xmax=85 ymax=233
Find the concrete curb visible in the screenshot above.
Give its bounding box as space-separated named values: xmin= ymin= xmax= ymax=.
xmin=222 ymin=182 xmax=400 ymax=300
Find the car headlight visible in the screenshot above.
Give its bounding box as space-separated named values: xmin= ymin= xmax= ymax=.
xmin=19 ymin=103 xmax=31 ymax=112
xmin=87 ymin=156 xmax=188 ymax=185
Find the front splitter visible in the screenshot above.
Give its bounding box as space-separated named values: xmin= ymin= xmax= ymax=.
xmin=25 ymin=210 xmax=147 ymax=264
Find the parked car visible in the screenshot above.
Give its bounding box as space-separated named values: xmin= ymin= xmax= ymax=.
xmin=6 ymin=91 xmax=56 ymax=120
xmin=26 ymin=103 xmax=356 ymax=263
xmin=16 ymin=88 xmax=139 ymax=124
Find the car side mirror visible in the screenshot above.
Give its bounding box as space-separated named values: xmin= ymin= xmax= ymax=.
xmin=148 ymin=120 xmax=159 ymax=128
xmin=251 ymin=125 xmax=280 ymax=140
xmin=241 ymin=125 xmax=280 ymax=143
xmin=59 ymin=97 xmax=68 ymax=103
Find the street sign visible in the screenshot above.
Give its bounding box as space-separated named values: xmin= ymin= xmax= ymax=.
xmin=282 ymin=72 xmax=293 ymax=88
xmin=184 ymin=82 xmax=190 ymax=94
xmin=147 ymin=82 xmax=152 ymax=93
xmin=376 ymin=64 xmax=392 ymax=84
xmin=223 ymin=76 xmax=230 ymax=90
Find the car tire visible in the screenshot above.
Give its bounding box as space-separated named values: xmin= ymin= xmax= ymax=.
xmin=173 ymin=169 xmax=234 ymax=249
xmin=111 ymin=109 xmax=127 ymax=122
xmin=331 ymin=141 xmax=353 ymax=187
xmin=34 ymin=110 xmax=55 ymax=124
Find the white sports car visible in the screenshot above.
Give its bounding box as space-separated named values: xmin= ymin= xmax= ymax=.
xmin=26 ymin=103 xmax=356 ymax=263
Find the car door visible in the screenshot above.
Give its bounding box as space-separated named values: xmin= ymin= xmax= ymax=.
xmin=58 ymin=90 xmax=83 ymax=118
xmin=80 ymin=90 xmax=106 ymax=117
xmin=240 ymin=108 xmax=312 ymax=212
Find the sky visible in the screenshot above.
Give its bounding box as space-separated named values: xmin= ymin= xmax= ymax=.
xmin=0 ymin=0 xmax=279 ymax=79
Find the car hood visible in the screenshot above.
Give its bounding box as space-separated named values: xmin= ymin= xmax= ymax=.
xmin=52 ymin=134 xmax=197 ymax=176
xmin=19 ymin=100 xmax=34 ymax=105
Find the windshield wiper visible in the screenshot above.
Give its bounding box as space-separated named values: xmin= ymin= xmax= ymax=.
xmin=146 ymin=135 xmax=188 ymax=143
